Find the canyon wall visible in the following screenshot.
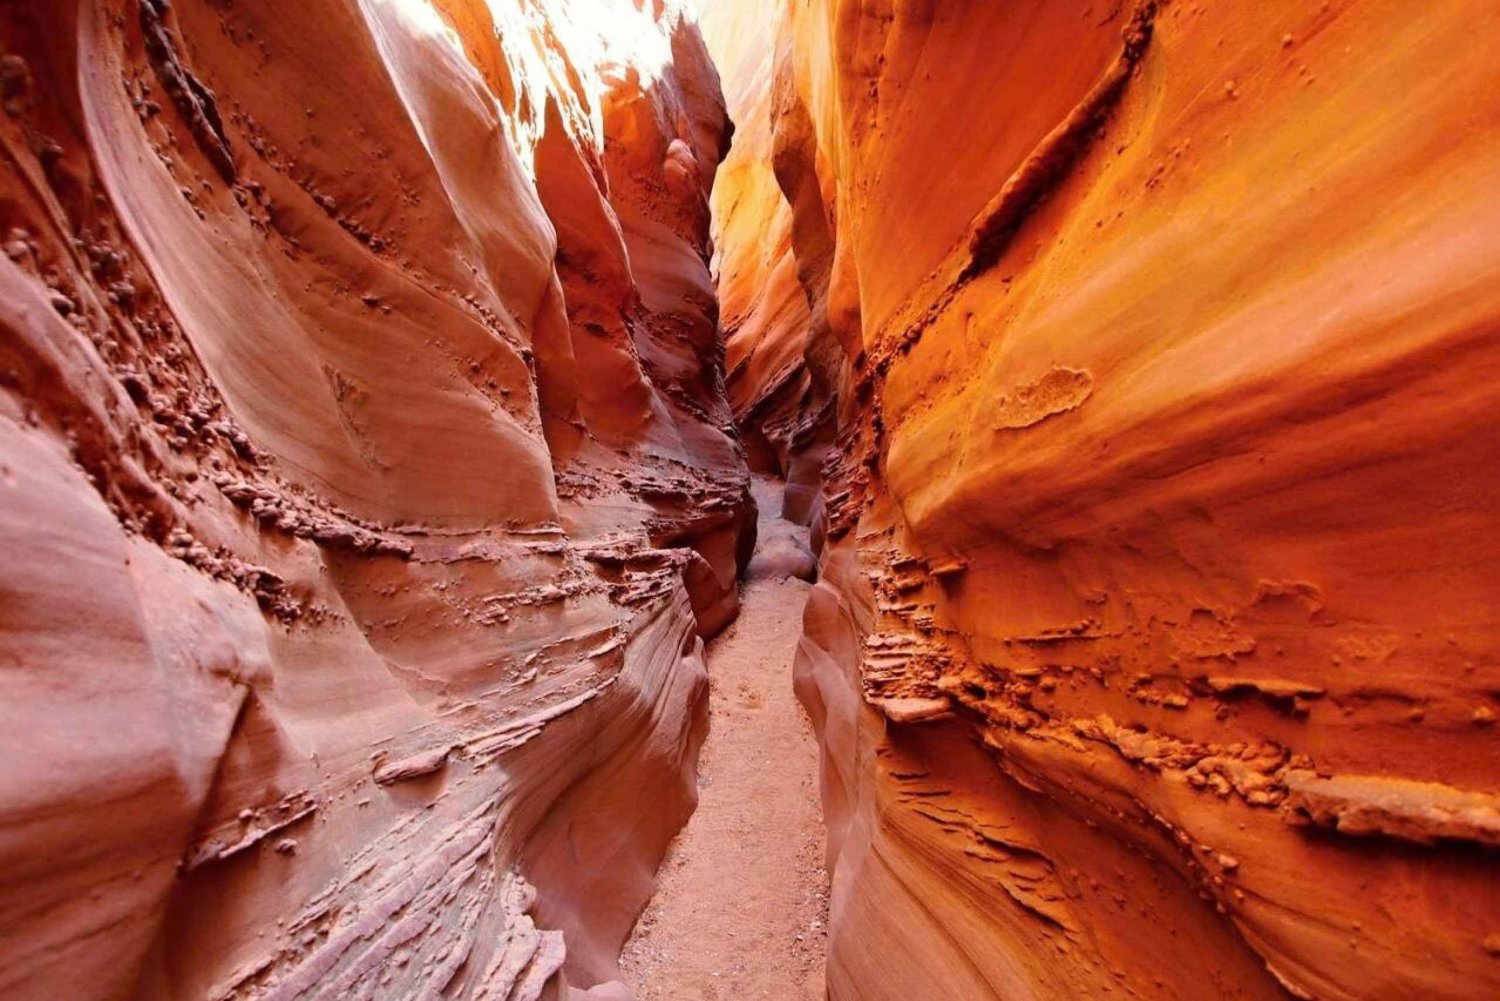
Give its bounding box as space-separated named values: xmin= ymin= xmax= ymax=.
xmin=698 ymin=0 xmax=838 ymax=525
xmin=0 ymin=1 xmax=748 ymax=998
xmin=708 ymin=1 xmax=1500 ymax=998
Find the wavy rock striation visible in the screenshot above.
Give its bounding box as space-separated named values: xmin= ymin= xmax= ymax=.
xmin=0 ymin=1 xmax=749 ymax=998
xmin=699 ymin=1 xmax=839 ymax=526
xmin=707 ymin=1 xmax=1500 ymax=999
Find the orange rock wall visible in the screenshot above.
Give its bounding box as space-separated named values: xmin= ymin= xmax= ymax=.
xmin=0 ymin=1 xmax=747 ymax=998
xmin=699 ymin=0 xmax=839 ymax=524
xmin=708 ymin=1 xmax=1500 ymax=998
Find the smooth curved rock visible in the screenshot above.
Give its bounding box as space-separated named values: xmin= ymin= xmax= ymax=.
xmin=707 ymin=1 xmax=1500 ymax=998
xmin=0 ymin=1 xmax=747 ymax=998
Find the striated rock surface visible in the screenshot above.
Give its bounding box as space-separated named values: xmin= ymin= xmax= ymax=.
xmin=698 ymin=0 xmax=837 ymax=525
xmin=709 ymin=1 xmax=1500 ymax=999
xmin=0 ymin=1 xmax=748 ymax=998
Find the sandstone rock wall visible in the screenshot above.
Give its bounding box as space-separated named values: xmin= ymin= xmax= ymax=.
xmin=699 ymin=0 xmax=840 ymax=525
xmin=0 ymin=1 xmax=748 ymax=997
xmin=708 ymin=1 xmax=1500 ymax=998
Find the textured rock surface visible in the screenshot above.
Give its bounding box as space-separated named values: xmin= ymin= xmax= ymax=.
xmin=0 ymin=1 xmax=748 ymax=998
xmin=708 ymin=1 xmax=1500 ymax=999
xmin=699 ymin=1 xmax=835 ymax=524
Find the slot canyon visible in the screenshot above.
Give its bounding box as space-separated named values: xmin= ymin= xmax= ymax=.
xmin=0 ymin=0 xmax=1496 ymax=998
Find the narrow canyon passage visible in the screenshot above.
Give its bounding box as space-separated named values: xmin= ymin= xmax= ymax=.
xmin=2 ymin=1 xmax=1498 ymax=999
xmin=620 ymin=476 xmax=828 ymax=1001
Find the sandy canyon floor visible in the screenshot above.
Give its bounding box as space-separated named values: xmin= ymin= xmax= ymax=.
xmin=620 ymin=477 xmax=828 ymax=1000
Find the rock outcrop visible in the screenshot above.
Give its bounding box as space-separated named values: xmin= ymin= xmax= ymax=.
xmin=0 ymin=1 xmax=748 ymax=998
xmin=707 ymin=1 xmax=1500 ymax=999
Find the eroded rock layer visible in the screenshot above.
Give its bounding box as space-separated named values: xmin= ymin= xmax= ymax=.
xmin=708 ymin=1 xmax=1500 ymax=998
xmin=699 ymin=1 xmax=836 ymax=525
xmin=0 ymin=1 xmax=748 ymax=998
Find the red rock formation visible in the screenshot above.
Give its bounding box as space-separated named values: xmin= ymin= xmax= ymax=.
xmin=699 ymin=1 xmax=838 ymax=525
xmin=9 ymin=0 xmax=1500 ymax=996
xmin=0 ymin=1 xmax=748 ymax=998
xmin=709 ymin=1 xmax=1500 ymax=998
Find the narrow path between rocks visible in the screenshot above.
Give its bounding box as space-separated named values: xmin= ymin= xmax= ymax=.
xmin=620 ymin=475 xmax=828 ymax=1001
